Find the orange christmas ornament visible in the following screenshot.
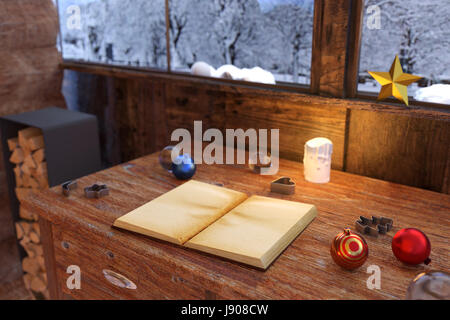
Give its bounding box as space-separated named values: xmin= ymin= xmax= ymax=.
xmin=331 ymin=228 xmax=369 ymax=270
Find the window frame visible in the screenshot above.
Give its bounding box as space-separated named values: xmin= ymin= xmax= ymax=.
xmin=57 ymin=0 xmax=450 ymax=111
xmin=351 ymin=0 xmax=450 ymax=110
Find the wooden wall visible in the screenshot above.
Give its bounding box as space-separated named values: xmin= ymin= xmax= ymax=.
xmin=0 ymin=0 xmax=65 ymax=286
xmin=64 ymin=66 xmax=450 ymax=194
xmin=61 ymin=0 xmax=447 ymax=195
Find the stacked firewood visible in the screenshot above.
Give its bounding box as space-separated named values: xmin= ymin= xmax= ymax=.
xmin=8 ymin=127 xmax=49 ymax=299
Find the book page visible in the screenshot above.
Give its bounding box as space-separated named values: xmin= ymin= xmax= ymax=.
xmin=113 ymin=180 xmax=248 ymax=245
xmin=185 ymin=195 xmax=317 ymax=269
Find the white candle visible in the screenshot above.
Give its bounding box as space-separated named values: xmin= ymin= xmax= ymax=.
xmin=303 ymin=137 xmax=333 ymax=184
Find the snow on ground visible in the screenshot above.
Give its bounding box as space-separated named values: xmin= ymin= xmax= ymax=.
xmin=414 ymin=84 xmax=450 ymax=105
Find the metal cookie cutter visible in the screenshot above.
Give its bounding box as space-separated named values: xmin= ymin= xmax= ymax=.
xmin=62 ymin=180 xmax=78 ymax=197
xmin=84 ymin=184 xmax=109 ymax=199
xmin=355 ymin=215 xmax=394 ymax=237
xmin=270 ymin=177 xmax=296 ymax=195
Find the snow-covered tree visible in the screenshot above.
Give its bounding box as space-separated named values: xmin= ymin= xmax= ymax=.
xmin=361 ymin=0 xmax=450 ymax=84
xmin=265 ymin=3 xmax=313 ymax=82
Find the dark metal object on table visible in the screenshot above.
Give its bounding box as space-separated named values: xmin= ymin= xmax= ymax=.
xmin=84 ymin=184 xmax=109 ymax=199
xmin=62 ymin=180 xmax=78 ymax=197
xmin=270 ymin=177 xmax=296 ymax=195
xmin=355 ymin=215 xmax=393 ymax=237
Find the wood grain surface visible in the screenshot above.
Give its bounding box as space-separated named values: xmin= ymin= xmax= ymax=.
xmin=311 ymin=0 xmax=351 ymax=97
xmin=62 ymin=62 xmax=450 ymax=193
xmin=346 ymin=109 xmax=450 ymax=192
xmin=21 ymin=153 xmax=450 ymax=299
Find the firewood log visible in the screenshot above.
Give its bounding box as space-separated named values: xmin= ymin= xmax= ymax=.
xmin=10 ymin=148 xmax=24 ymax=164
xmin=15 ymin=187 xmax=32 ymax=202
xmin=32 ymin=222 xmax=40 ymax=236
xmin=7 ymin=137 xmax=18 ymax=151
xmin=24 ymin=154 xmax=37 ymax=169
xmin=23 ymin=243 xmax=37 ymax=258
xmin=22 ymin=162 xmax=30 ymax=175
xmin=22 ymin=173 xmax=31 ymax=187
xmin=18 ymin=127 xmax=41 ymax=150
xmin=32 ymin=149 xmax=45 ymax=164
xmin=18 ymin=221 xmax=32 ymax=235
xmin=20 ymin=236 xmax=30 ymax=248
xmin=19 ymin=206 xmax=35 ymax=221
xmin=23 ymin=273 xmax=33 ymax=290
xmin=15 ymin=222 xmax=24 ymax=239
xmin=29 ymin=231 xmax=40 ymax=244
xmin=36 ymin=162 xmax=47 ymax=177
xmin=28 ymin=177 xmax=40 ymax=190
xmin=37 ymin=175 xmax=49 ymax=189
xmin=13 ymin=166 xmax=23 ymax=187
xmin=31 ymin=275 xmax=46 ymax=293
xmin=29 ymin=135 xmax=44 ymax=151
xmin=34 ymin=245 xmax=44 ymax=257
xmin=22 ymin=257 xmax=40 ymax=275
xmin=37 ymin=256 xmax=46 ymax=270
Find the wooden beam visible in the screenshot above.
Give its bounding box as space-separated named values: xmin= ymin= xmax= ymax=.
xmin=311 ymin=0 xmax=352 ymax=98
xmin=344 ymin=0 xmax=364 ymax=98
xmin=165 ymin=0 xmax=171 ymax=72
xmin=346 ymin=109 xmax=450 ymax=193
xmin=310 ymin=0 xmax=324 ymax=95
xmin=38 ymin=218 xmax=62 ymax=299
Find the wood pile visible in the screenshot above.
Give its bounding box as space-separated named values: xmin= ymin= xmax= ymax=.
xmin=9 ymin=127 xmax=49 ymax=299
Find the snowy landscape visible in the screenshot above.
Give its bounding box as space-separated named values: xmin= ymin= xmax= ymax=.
xmin=58 ymin=0 xmax=449 ymax=102
xmin=359 ymin=0 xmax=450 ymax=102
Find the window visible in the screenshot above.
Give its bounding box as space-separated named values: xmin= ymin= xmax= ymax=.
xmin=359 ymin=0 xmax=450 ymax=104
xmin=58 ymin=0 xmax=167 ymax=69
xmin=58 ymin=0 xmax=314 ymax=86
xmin=169 ymin=0 xmax=314 ymax=85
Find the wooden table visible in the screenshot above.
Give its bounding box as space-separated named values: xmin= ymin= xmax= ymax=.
xmin=22 ymin=153 xmax=450 ymax=299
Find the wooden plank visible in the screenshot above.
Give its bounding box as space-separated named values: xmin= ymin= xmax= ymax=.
xmin=115 ymin=79 xmax=169 ymax=162
xmin=164 ymin=81 xmax=226 ymax=135
xmin=344 ymin=0 xmax=364 ymax=98
xmin=224 ymin=89 xmax=347 ymax=169
xmin=60 ymin=64 xmax=449 ymax=192
xmin=20 ymin=153 xmax=450 ymax=299
xmin=310 ymin=0 xmax=324 ymax=94
xmin=346 ymin=109 xmax=450 ymax=193
xmin=39 ymin=218 xmax=61 ymax=300
xmin=62 ymin=61 xmax=450 ymax=111
xmin=311 ymin=0 xmax=351 ymax=97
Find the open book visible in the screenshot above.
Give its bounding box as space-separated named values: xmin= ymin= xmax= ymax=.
xmin=113 ymin=180 xmax=317 ymax=269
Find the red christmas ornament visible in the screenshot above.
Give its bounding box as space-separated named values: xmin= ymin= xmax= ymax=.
xmin=392 ymin=228 xmax=431 ymax=265
xmin=331 ymin=228 xmax=369 ymax=270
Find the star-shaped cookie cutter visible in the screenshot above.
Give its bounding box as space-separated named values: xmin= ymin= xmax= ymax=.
xmin=355 ymin=215 xmax=393 ymax=237
xmin=84 ymin=184 xmax=109 ymax=199
xmin=62 ymin=180 xmax=78 ymax=197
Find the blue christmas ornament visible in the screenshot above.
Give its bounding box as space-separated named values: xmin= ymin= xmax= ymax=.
xmin=172 ymin=154 xmax=196 ymax=180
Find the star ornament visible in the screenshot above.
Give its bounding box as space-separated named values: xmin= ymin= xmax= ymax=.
xmin=368 ymin=55 xmax=422 ymax=106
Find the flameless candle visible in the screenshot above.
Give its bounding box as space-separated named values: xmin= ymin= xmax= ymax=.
xmin=303 ymin=137 xmax=333 ymax=184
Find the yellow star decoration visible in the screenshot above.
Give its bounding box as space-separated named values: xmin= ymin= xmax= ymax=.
xmin=368 ymin=55 xmax=422 ymax=106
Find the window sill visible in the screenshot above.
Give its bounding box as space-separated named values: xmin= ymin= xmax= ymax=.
xmin=60 ymin=60 xmax=450 ymax=120
xmin=60 ymin=60 xmax=312 ymax=95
